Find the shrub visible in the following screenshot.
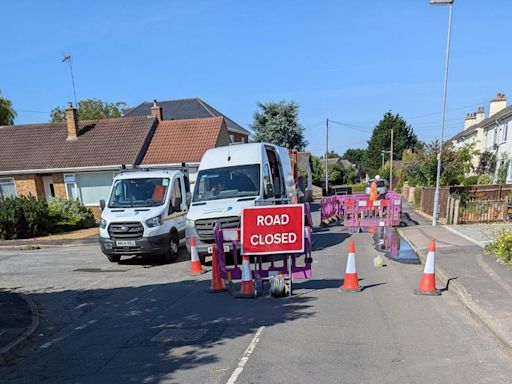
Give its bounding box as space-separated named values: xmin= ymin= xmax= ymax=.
xmin=48 ymin=197 xmax=96 ymax=231
xmin=347 ymin=184 xmax=366 ymax=193
xmin=462 ymin=176 xmax=478 ymax=186
xmin=0 ymin=196 xmax=52 ymax=240
xmin=485 ymin=229 xmax=512 ymax=266
xmin=477 ymin=175 xmax=492 ymax=185
xmin=413 ymin=187 xmax=422 ymax=208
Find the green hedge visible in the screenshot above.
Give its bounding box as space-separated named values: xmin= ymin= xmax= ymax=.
xmin=0 ymin=196 xmax=95 ymax=240
xmin=0 ymin=196 xmax=51 ymax=240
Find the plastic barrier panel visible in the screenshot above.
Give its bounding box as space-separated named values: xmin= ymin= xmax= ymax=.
xmin=214 ymin=203 xmax=313 ymax=282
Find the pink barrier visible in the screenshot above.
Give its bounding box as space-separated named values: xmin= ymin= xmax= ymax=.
xmin=320 ymin=192 xmax=402 ymax=228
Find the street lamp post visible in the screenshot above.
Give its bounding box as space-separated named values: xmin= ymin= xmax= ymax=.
xmin=431 ymin=0 xmax=454 ymax=226
xmin=325 ymin=118 xmax=329 ymax=195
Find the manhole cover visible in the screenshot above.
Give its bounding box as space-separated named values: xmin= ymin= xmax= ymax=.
xmin=151 ymin=328 xmax=208 ymax=343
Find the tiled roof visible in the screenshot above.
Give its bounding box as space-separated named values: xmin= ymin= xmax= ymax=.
xmin=449 ymin=104 xmax=512 ymax=142
xmin=124 ymin=98 xmax=250 ymax=136
xmin=0 ymin=117 xmax=156 ymax=172
xmin=141 ymin=117 xmax=230 ymax=165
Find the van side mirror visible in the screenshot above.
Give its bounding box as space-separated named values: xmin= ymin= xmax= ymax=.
xmin=264 ymin=182 xmax=274 ymax=198
xmin=99 ymin=199 xmax=106 ymax=211
xmin=186 ymin=192 xmax=191 ymax=206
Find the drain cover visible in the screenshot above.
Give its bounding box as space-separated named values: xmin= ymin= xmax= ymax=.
xmin=151 ymin=328 xmax=208 ymax=343
xmin=73 ymin=268 xmax=128 ymax=273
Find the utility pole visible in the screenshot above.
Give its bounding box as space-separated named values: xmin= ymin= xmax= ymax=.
xmin=390 ymin=128 xmax=394 ymax=192
xmin=325 ymin=118 xmax=329 ymax=195
xmin=62 ymin=54 xmax=78 ymax=108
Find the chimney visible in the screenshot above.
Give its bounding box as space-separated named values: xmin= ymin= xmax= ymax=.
xmin=474 ymin=106 xmax=485 ymax=124
xmin=464 ymin=112 xmax=476 ymax=130
xmin=65 ymin=102 xmax=79 ymax=141
xmin=151 ymin=99 xmax=163 ymax=121
xmin=489 ymin=93 xmax=506 ymax=117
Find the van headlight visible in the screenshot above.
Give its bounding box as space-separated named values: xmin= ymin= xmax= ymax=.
xmin=186 ymin=218 xmax=195 ymax=227
xmin=100 ymin=218 xmax=107 ymax=229
xmin=146 ymin=214 xmax=163 ymax=228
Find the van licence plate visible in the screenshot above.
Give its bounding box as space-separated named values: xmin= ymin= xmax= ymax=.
xmin=207 ymin=245 xmax=230 ymax=254
xmin=116 ymin=240 xmax=136 ymax=247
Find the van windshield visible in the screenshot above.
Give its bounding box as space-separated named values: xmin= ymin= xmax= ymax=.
xmin=109 ymin=178 xmax=169 ymax=208
xmin=193 ymin=164 xmax=260 ymax=202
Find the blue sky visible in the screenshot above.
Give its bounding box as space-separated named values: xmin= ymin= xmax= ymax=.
xmin=2 ymin=0 xmax=511 ymax=156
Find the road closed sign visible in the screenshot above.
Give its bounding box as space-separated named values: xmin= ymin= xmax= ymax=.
xmin=241 ymin=204 xmax=304 ymax=255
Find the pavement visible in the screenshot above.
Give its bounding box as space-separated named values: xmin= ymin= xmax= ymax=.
xmin=400 ymin=202 xmax=512 ymax=351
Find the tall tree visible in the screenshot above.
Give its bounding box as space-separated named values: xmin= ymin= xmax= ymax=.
xmin=364 ymin=112 xmax=418 ymax=177
xmin=251 ymin=100 xmax=307 ymax=150
xmin=50 ymin=99 xmax=127 ymax=122
xmin=0 ymin=95 xmax=16 ymax=125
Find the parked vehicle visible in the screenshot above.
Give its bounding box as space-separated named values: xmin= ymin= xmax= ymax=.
xmin=99 ymin=169 xmax=190 ymax=263
xmin=186 ymin=143 xmax=298 ymax=262
xmin=364 ymin=179 xmax=389 ymax=196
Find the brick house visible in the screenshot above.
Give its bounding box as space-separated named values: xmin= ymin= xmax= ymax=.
xmin=124 ymin=98 xmax=250 ymax=143
xmin=0 ymin=103 xmax=231 ymax=217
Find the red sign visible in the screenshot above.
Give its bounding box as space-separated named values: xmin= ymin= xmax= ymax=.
xmin=241 ymin=204 xmax=304 ymax=255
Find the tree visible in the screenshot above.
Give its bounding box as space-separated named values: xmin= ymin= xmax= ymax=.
xmin=311 ymin=155 xmax=325 ymax=186
xmin=476 ymin=151 xmax=497 ymax=176
xmin=363 ymin=112 xmax=418 ymax=177
xmin=496 ymin=152 xmax=510 ymax=184
xmin=341 ymin=148 xmax=366 ymax=179
xmin=251 ymin=100 xmax=307 ymax=150
xmin=0 ymin=95 xmax=16 ymax=125
xmin=50 ymin=99 xmax=127 ymax=122
xmin=401 ymin=141 xmax=478 ymax=187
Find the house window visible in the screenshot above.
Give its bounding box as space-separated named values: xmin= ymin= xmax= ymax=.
xmin=65 ymin=172 xmax=114 ymax=205
xmin=229 ymin=134 xmax=235 ymax=143
xmin=0 ymin=177 xmax=16 ymax=199
xmin=241 ymin=137 xmax=246 ymax=143
xmin=64 ymin=174 xmax=79 ymax=200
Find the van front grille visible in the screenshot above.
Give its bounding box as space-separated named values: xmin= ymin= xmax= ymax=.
xmin=195 ymin=216 xmax=240 ymax=242
xmin=108 ymin=222 xmax=144 ymax=240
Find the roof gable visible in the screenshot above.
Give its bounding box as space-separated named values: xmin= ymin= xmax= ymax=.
xmin=141 ymin=117 xmax=230 ymax=165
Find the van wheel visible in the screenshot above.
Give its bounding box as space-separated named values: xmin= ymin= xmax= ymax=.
xmin=107 ymin=255 xmax=121 ymax=263
xmin=162 ymin=232 xmax=179 ymax=263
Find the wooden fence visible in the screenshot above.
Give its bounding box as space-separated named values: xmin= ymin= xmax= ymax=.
xmin=420 ymin=184 xmax=512 ymax=222
xmin=420 ymin=187 xmax=450 ymax=219
xmin=446 ymin=197 xmax=510 ymax=224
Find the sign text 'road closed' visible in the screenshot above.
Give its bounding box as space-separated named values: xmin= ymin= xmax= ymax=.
xmin=241 ymin=204 xmax=304 ymax=255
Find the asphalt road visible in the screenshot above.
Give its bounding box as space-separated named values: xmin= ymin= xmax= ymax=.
xmin=1 ymin=215 xmax=512 ymax=383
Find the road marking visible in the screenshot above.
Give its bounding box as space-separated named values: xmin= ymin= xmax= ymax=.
xmin=225 ymin=326 xmax=265 ymax=384
xmin=40 ymin=336 xmax=65 ymax=349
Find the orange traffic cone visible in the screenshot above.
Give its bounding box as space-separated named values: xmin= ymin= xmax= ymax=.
xmin=239 ymin=255 xmax=256 ymax=298
xmin=208 ymin=244 xmax=227 ymax=293
xmin=189 ymin=237 xmax=204 ymax=275
xmin=338 ymin=239 xmax=362 ymax=292
xmin=415 ymin=240 xmax=441 ymax=296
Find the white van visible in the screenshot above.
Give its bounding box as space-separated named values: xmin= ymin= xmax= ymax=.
xmin=186 ymin=143 xmax=297 ymax=261
xmin=99 ymin=169 xmax=190 ymax=263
